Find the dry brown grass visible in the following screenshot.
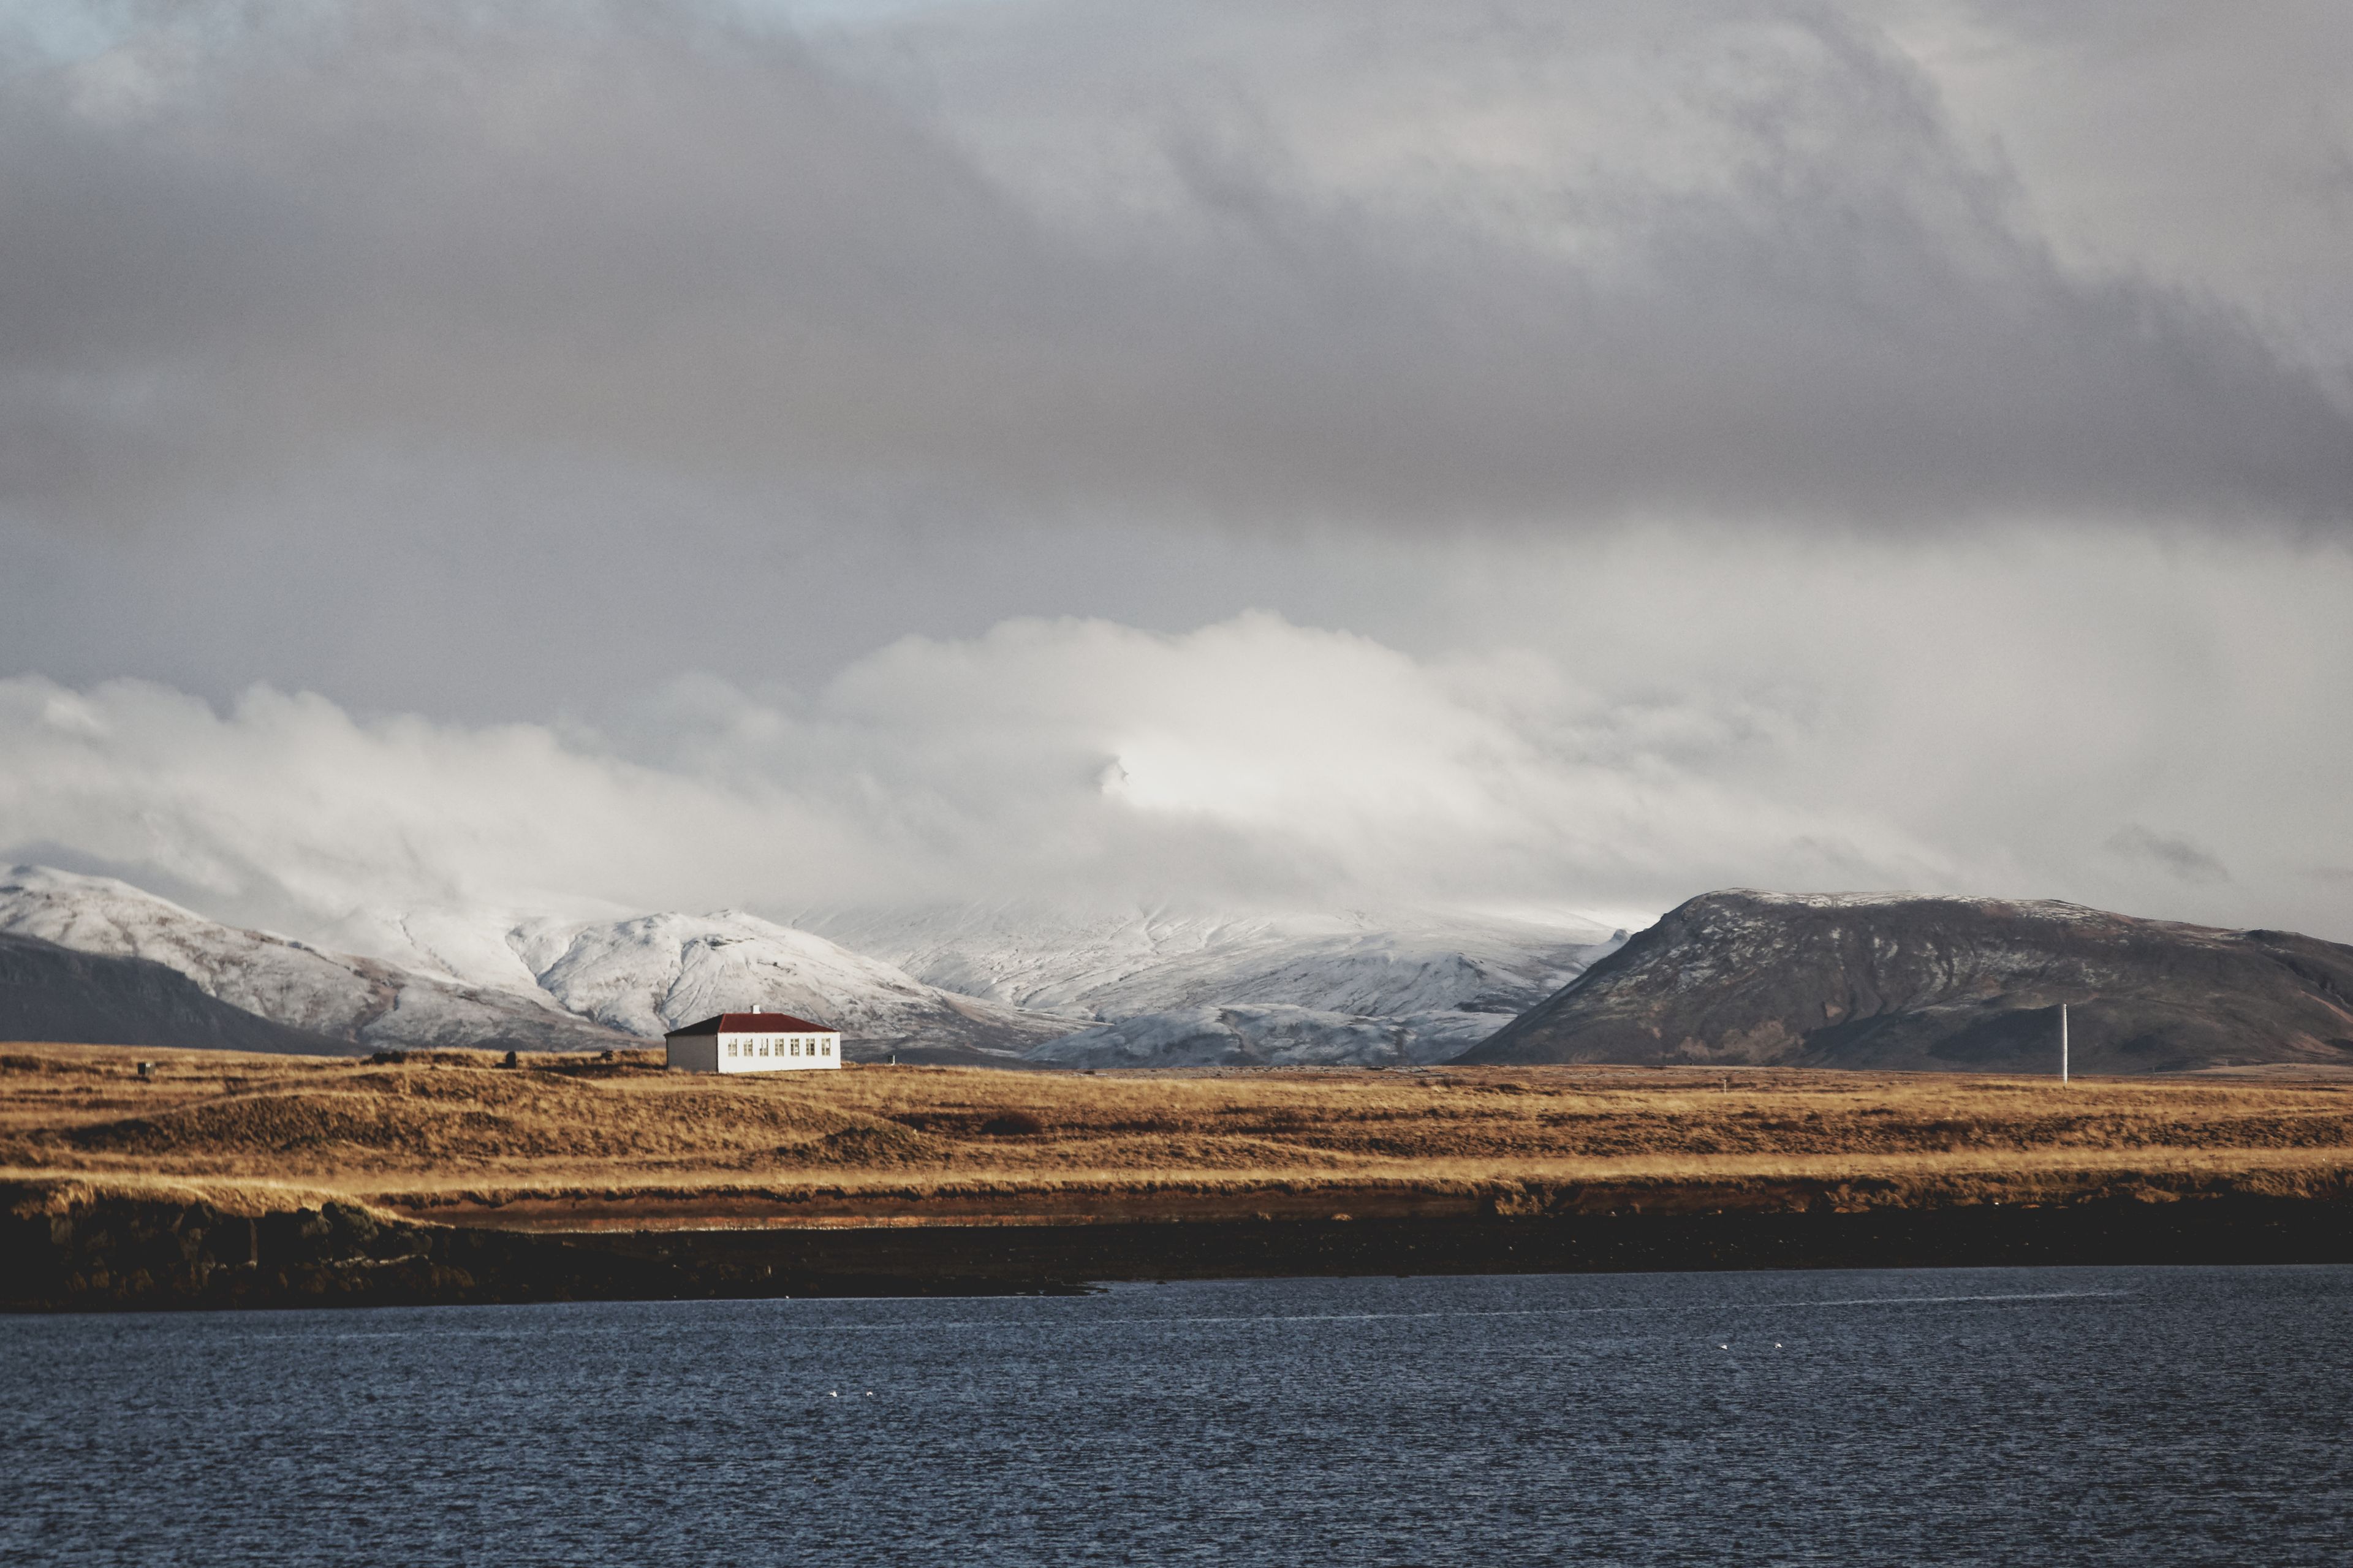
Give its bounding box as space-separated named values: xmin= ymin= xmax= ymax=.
xmin=7 ymin=1041 xmax=2352 ymax=1225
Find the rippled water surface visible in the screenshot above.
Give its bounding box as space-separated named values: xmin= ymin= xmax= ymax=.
xmin=6 ymin=1265 xmax=2350 ymax=1565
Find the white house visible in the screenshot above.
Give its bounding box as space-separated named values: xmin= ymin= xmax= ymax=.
xmin=664 ymin=1010 xmax=843 ymax=1073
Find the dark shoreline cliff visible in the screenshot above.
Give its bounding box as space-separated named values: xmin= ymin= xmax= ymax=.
xmin=12 ymin=1176 xmax=2353 ymax=1314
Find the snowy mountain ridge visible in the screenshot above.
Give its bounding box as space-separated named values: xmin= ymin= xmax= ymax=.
xmin=514 ymin=909 xmax=1072 ymax=1056
xmin=800 ymin=901 xmax=1621 ymax=1019
xmin=798 ymin=900 xmax=1625 ymax=1064
xmin=0 ymin=867 xmax=1068 ymax=1058
xmin=0 ymin=865 xmax=630 ymax=1053
xmin=0 ymin=866 xmax=1630 ymax=1066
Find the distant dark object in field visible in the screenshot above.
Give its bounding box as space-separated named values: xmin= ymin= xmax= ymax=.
xmin=1462 ymin=890 xmax=2353 ymax=1075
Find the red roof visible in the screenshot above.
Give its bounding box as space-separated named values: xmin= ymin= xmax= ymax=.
xmin=665 ymin=1012 xmax=832 ymax=1037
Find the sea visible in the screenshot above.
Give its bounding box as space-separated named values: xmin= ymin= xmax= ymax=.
xmin=4 ymin=1265 xmax=2348 ymax=1566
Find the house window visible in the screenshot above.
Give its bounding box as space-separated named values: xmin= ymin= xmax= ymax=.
xmin=726 ymin=1040 xmax=737 ymax=1058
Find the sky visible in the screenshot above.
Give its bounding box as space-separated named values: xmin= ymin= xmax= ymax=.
xmin=2 ymin=0 xmax=2350 ymax=946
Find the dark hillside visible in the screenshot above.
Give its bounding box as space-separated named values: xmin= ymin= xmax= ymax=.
xmin=1461 ymin=890 xmax=2353 ymax=1074
xmin=0 ymin=932 xmax=352 ymax=1055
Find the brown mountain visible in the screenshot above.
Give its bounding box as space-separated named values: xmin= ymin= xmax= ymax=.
xmin=1458 ymin=890 xmax=2353 ymax=1074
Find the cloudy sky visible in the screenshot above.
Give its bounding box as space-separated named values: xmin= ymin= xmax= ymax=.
xmin=2 ymin=0 xmax=2349 ymax=944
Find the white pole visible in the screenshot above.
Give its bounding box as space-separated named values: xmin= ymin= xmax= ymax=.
xmin=2061 ymin=1003 xmax=2069 ymax=1086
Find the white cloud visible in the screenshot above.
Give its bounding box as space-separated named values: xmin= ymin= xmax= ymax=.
xmin=0 ymin=676 xmax=843 ymax=929
xmin=1879 ymin=0 xmax=2353 ymax=366
xmin=7 ymin=564 xmax=2351 ymax=950
xmin=0 ymin=614 xmax=1923 ymax=939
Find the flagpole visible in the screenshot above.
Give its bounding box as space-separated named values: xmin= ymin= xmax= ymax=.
xmin=2061 ymin=1003 xmax=2069 ymax=1086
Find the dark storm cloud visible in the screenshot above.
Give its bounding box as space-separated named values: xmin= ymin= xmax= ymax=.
xmin=2 ymin=0 xmax=2349 ymax=536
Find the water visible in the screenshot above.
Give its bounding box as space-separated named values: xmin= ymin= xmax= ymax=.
xmin=4 ymin=1265 xmax=2349 ymax=1566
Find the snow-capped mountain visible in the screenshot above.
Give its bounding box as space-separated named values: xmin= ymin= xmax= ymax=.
xmin=512 ymin=910 xmax=1073 ymax=1057
xmin=800 ymin=901 xmax=1626 ymax=1065
xmin=1 ymin=865 xmax=1626 ymax=1067
xmin=0 ymin=865 xmax=629 ymax=1052
xmin=0 ymin=866 xmax=1070 ymax=1058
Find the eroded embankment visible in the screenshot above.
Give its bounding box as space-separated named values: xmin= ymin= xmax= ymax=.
xmin=10 ymin=1170 xmax=2353 ymax=1313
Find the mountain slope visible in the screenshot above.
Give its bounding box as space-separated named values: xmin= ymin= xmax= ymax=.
xmin=514 ymin=911 xmax=1075 ymax=1060
xmin=0 ymin=867 xmax=635 ymax=1053
xmin=802 ymin=902 xmax=1623 ymax=1064
xmin=0 ymin=931 xmax=348 ymax=1053
xmin=5 ymin=866 xmax=1634 ymax=1066
xmin=0 ymin=869 xmax=1072 ymax=1060
xmin=1463 ymin=889 xmax=2353 ymax=1074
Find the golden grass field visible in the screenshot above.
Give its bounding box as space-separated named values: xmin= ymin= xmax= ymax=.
xmin=7 ymin=1041 xmax=2353 ymax=1229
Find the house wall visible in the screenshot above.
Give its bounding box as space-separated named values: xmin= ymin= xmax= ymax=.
xmin=714 ymin=1031 xmax=843 ymax=1073
xmin=664 ymin=1034 xmax=720 ymax=1073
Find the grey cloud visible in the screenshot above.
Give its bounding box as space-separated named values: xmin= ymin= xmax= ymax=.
xmin=1906 ymin=0 xmax=2353 ymax=357
xmin=1 ymin=0 xmax=2349 ymax=539
xmin=2106 ymin=824 xmax=2230 ymax=885
xmin=3 ymin=3 xmax=2350 ymax=960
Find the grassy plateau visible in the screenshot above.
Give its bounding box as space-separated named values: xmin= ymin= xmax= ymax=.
xmin=7 ymin=1042 xmax=2352 ymax=1230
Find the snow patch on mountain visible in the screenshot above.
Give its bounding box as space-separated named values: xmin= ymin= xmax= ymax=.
xmin=1028 ymin=1004 xmax=1501 ymax=1069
